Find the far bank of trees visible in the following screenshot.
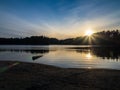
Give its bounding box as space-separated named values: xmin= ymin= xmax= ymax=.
xmin=0 ymin=30 xmax=120 ymax=45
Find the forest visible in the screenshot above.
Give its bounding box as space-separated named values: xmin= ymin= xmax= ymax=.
xmin=0 ymin=30 xmax=120 ymax=45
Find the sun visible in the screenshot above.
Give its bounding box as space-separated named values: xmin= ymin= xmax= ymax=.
xmin=85 ymin=29 xmax=94 ymax=36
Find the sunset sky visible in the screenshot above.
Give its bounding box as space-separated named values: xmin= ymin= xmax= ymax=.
xmin=0 ymin=0 xmax=120 ymax=39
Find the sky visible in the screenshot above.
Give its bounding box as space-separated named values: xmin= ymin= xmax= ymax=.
xmin=0 ymin=0 xmax=120 ymax=39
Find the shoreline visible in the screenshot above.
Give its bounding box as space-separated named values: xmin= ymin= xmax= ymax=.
xmin=0 ymin=61 xmax=120 ymax=90
xmin=0 ymin=60 xmax=120 ymax=71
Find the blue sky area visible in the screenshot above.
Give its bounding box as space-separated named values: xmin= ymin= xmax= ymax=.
xmin=0 ymin=0 xmax=120 ymax=39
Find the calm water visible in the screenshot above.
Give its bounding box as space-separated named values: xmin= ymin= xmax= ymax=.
xmin=0 ymin=45 xmax=120 ymax=70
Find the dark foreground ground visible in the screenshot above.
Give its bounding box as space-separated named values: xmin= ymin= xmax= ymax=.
xmin=0 ymin=61 xmax=120 ymax=90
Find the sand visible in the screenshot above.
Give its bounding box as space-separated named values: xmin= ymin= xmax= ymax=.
xmin=0 ymin=61 xmax=120 ymax=90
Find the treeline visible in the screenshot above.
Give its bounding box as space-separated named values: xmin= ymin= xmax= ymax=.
xmin=0 ymin=30 xmax=120 ymax=45
xmin=0 ymin=36 xmax=59 ymax=45
xmin=93 ymin=30 xmax=120 ymax=45
xmin=72 ymin=30 xmax=120 ymax=45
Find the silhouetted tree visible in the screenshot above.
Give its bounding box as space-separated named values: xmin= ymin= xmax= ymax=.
xmin=0 ymin=30 xmax=120 ymax=45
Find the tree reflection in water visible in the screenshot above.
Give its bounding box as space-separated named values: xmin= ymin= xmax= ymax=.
xmin=0 ymin=48 xmax=49 ymax=60
xmin=0 ymin=46 xmax=120 ymax=61
xmin=76 ymin=47 xmax=120 ymax=61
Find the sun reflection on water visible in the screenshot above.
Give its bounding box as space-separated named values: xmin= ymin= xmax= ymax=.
xmin=87 ymin=67 xmax=92 ymax=69
xmin=86 ymin=52 xmax=92 ymax=59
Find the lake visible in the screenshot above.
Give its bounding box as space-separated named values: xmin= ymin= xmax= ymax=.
xmin=0 ymin=45 xmax=120 ymax=70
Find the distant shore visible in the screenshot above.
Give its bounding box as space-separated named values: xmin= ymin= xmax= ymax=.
xmin=0 ymin=61 xmax=120 ymax=90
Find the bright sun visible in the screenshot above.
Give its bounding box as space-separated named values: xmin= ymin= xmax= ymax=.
xmin=85 ymin=29 xmax=94 ymax=36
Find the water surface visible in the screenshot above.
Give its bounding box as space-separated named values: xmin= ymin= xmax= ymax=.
xmin=0 ymin=45 xmax=120 ymax=70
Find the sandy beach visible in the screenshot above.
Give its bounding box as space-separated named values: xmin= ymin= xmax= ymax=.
xmin=0 ymin=61 xmax=120 ymax=90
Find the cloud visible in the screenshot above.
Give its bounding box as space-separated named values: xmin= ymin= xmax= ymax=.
xmin=0 ymin=12 xmax=49 ymax=37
